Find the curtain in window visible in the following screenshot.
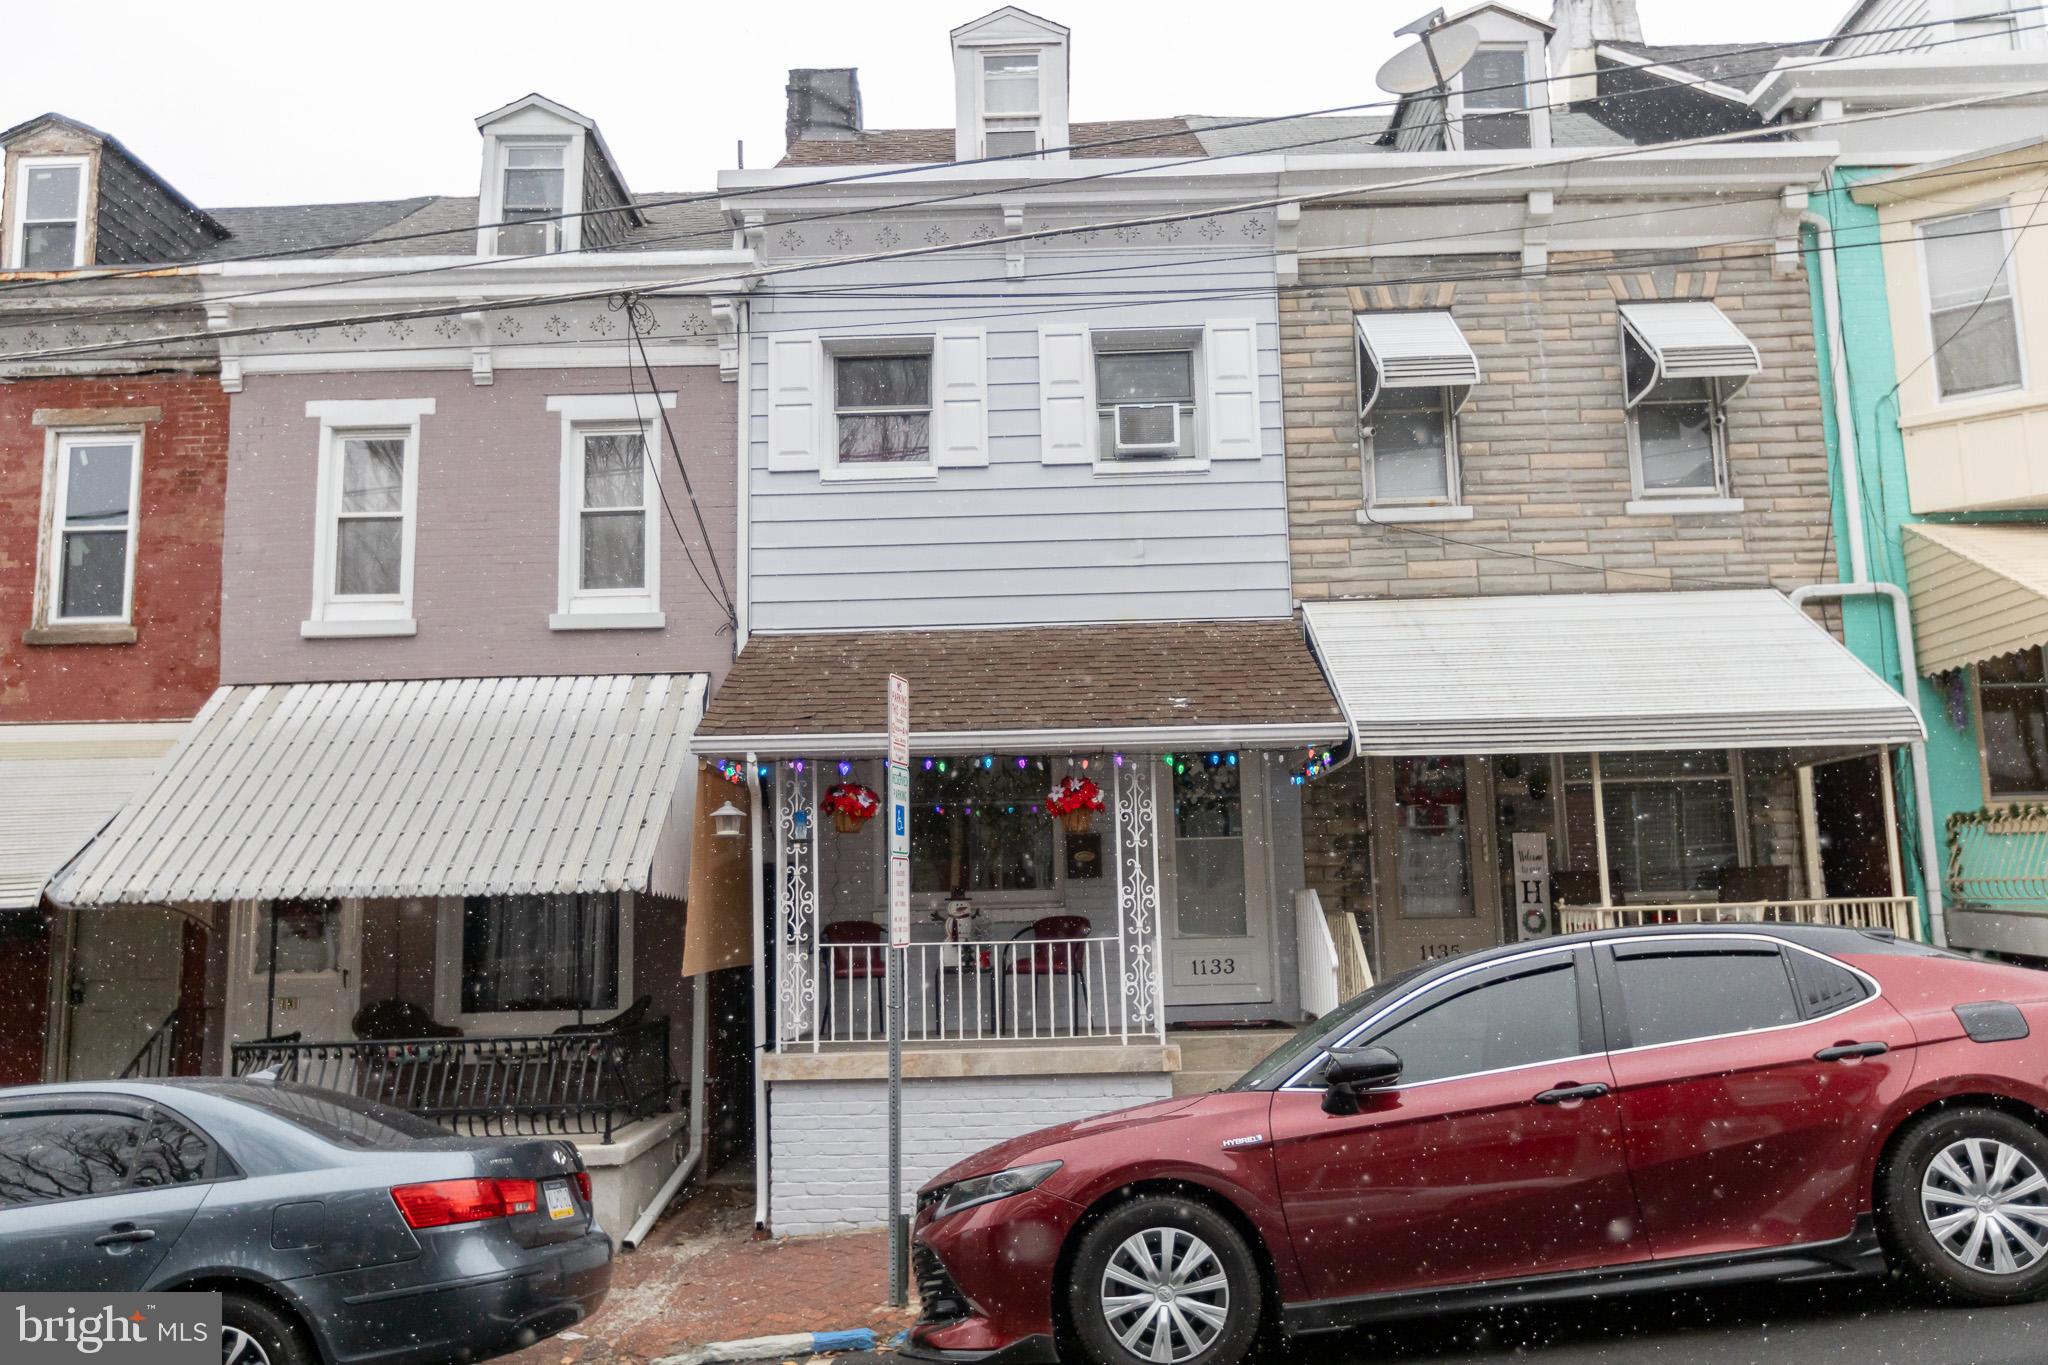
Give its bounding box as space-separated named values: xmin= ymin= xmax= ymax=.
xmin=461 ymin=894 xmax=620 ymax=1013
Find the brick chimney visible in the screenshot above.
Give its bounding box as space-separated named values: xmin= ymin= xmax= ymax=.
xmin=785 ymin=69 xmax=863 ymax=146
xmin=1549 ymin=0 xmax=1645 ymax=104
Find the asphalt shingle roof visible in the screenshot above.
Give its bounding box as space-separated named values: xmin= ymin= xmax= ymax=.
xmin=1606 ymin=39 xmax=1822 ymax=94
xmin=696 ymin=620 xmax=1346 ymax=742
xmin=197 ymin=191 xmax=726 ymax=261
xmin=777 ymin=117 xmax=1208 ymax=167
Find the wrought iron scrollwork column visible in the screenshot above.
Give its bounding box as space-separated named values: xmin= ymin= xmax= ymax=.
xmin=1114 ymin=757 xmax=1165 ymax=1042
xmin=775 ymin=763 xmax=819 ymax=1048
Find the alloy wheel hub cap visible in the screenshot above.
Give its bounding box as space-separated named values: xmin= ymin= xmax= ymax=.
xmin=1921 ymin=1136 xmax=2048 ymax=1276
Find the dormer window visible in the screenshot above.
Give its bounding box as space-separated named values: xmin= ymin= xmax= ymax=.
xmin=981 ymin=52 xmax=1042 ymax=157
xmin=497 ymin=142 xmax=566 ymax=254
xmin=1462 ymin=45 xmax=1530 ymax=149
xmin=11 ymin=157 xmax=88 ymax=270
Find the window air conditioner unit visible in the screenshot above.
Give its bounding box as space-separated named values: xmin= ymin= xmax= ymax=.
xmin=1112 ymin=403 xmax=1182 ymax=457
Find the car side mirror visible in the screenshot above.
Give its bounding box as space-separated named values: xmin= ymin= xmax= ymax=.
xmin=1321 ymin=1046 xmax=1403 ymax=1116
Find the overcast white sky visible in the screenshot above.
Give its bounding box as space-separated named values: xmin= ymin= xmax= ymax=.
xmin=7 ymin=0 xmax=1838 ymax=208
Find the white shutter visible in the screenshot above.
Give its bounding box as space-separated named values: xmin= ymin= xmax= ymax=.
xmin=765 ymin=332 xmax=822 ymax=472
xmin=931 ymin=329 xmax=989 ymax=468
xmin=1204 ymin=318 xmax=1262 ymax=461
xmin=1038 ymin=324 xmax=1096 ymax=465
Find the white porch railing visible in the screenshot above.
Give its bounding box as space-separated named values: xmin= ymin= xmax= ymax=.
xmin=1557 ymin=896 xmax=1920 ymax=938
xmin=1296 ymin=890 xmax=1340 ymax=1021
xmin=812 ymin=937 xmax=1123 ymax=1045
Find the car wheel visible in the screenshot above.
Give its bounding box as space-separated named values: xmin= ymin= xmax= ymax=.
xmin=1882 ymin=1107 xmax=2048 ymax=1304
xmin=220 ymin=1292 xmax=315 ymax=1365
xmin=1066 ymin=1195 xmax=1262 ymax=1365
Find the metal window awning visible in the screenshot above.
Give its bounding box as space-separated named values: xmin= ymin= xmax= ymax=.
xmin=1355 ymin=311 xmax=1482 ymax=414
xmin=0 ymin=724 xmax=184 ymax=910
xmin=1902 ymin=523 xmax=2048 ymax=675
xmin=50 ymin=674 xmax=707 ymax=908
xmin=1302 ymin=590 xmax=1924 ymax=756
xmin=1618 ymin=301 xmax=1760 ymax=407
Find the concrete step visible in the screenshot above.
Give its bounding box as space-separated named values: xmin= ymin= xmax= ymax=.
xmin=1170 ymin=1028 xmax=1295 ymax=1077
xmin=1172 ymin=1068 xmax=1250 ymax=1097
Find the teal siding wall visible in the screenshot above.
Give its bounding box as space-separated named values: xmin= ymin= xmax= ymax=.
xmin=1807 ymin=168 xmax=2048 ymax=917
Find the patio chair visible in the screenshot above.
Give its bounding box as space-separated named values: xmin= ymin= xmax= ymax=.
xmin=1002 ymin=914 xmax=1092 ymax=1029
xmin=820 ymin=919 xmax=888 ymax=1039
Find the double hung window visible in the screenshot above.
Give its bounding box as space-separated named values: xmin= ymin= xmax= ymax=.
xmin=498 ymin=143 xmax=566 ymax=254
xmin=45 ymin=432 xmax=139 ymax=625
xmin=981 ymin=53 xmax=1042 ymax=157
xmin=13 ymin=158 xmax=87 ymax=269
xmin=1096 ymin=348 xmax=1198 ymax=463
xmin=1462 ymin=45 xmax=1531 ymax=148
xmin=1980 ymin=647 xmax=2048 ymax=798
xmin=835 ymin=352 xmax=933 ymax=465
xmin=1922 ymin=207 xmax=2024 ymax=400
xmin=575 ymin=428 xmax=651 ymax=594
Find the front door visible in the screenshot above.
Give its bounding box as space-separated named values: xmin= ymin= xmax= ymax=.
xmin=1270 ymin=946 xmax=1645 ymax=1302
xmin=1374 ymin=757 xmax=1501 ymax=974
xmin=224 ymin=899 xmax=361 ymax=1053
xmin=65 ymin=908 xmax=185 ymax=1079
xmin=1165 ymin=756 xmax=1273 ymax=1006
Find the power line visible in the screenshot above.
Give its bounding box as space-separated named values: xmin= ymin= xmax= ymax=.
xmin=10 ymin=83 xmax=2040 ymax=367
xmin=3 ymin=5 xmax=2039 ymax=314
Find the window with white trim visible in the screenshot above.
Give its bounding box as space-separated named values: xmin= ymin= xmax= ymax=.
xmin=1358 ymin=342 xmax=1460 ymax=508
xmin=434 ymin=892 xmax=635 ymax=1033
xmin=1628 ymin=375 xmax=1725 ymax=498
xmin=834 ymin=349 xmax=933 ymax=465
xmin=1095 ymin=347 xmax=1198 ymax=463
xmin=1922 ymin=206 xmax=2024 ymax=400
xmin=496 ymin=141 xmax=566 ymax=255
xmin=548 ymin=392 xmax=668 ymax=627
xmin=1462 ymin=45 xmax=1531 ymax=149
xmin=305 ymin=399 xmax=430 ymax=636
xmin=980 ymin=52 xmax=1042 ymax=157
xmin=1979 ymin=647 xmax=2048 ymax=799
xmin=11 ymin=157 xmax=87 ymax=270
xmin=44 ymin=431 xmax=140 ymax=625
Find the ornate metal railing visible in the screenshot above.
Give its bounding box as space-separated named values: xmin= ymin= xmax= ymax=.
xmin=1556 ymin=897 xmax=1920 ymax=938
xmin=119 ymin=1009 xmax=182 ymax=1079
xmin=1948 ymin=807 xmax=2048 ymax=912
xmin=229 ymin=1018 xmax=675 ymax=1143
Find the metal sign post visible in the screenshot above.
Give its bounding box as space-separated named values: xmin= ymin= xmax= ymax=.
xmin=886 ymin=674 xmax=911 ymax=1307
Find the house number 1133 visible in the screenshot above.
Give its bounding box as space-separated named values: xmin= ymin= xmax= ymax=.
xmin=1191 ymin=958 xmax=1238 ymax=976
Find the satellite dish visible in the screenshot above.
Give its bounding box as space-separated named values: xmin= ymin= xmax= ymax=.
xmin=1375 ymin=19 xmax=1481 ymax=96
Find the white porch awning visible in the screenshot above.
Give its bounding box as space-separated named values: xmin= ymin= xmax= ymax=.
xmin=0 ymin=724 xmax=183 ymax=910
xmin=1302 ymin=590 xmax=1924 ymax=755
xmin=1618 ymin=301 xmax=1761 ymax=406
xmin=1355 ymin=310 xmax=1481 ymax=411
xmin=1902 ymin=523 xmax=2048 ymax=676
xmin=51 ymin=674 xmax=706 ymax=907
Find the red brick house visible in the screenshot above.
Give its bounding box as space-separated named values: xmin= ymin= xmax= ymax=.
xmin=0 ymin=113 xmax=230 ymax=1083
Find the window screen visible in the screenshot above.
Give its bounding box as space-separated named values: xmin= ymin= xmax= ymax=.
xmin=1614 ymin=945 xmax=1799 ymax=1047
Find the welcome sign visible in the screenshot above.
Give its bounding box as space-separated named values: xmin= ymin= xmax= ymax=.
xmin=3 ymin=1294 xmax=218 ymax=1365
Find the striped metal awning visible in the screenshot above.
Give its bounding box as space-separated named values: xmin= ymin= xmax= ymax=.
xmin=1618 ymin=301 xmax=1761 ymax=406
xmin=1902 ymin=523 xmax=2048 ymax=676
xmin=1355 ymin=311 xmax=1481 ymax=413
xmin=52 ymin=674 xmax=706 ymax=907
xmin=0 ymin=724 xmax=183 ymax=910
xmin=1303 ymin=590 xmax=1923 ymax=755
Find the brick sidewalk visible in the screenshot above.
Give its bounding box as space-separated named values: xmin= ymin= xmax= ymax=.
xmin=506 ymin=1184 xmax=918 ymax=1365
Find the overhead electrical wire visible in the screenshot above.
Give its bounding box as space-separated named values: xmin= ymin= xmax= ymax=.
xmin=1 ymin=3 xmax=2040 ymax=318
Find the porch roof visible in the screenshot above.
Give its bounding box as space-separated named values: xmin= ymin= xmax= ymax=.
xmin=1901 ymin=523 xmax=2048 ymax=676
xmin=1303 ymin=590 xmax=1924 ymax=755
xmin=692 ymin=620 xmax=1349 ymax=756
xmin=50 ymin=674 xmax=706 ymax=907
xmin=0 ymin=724 xmax=183 ymax=910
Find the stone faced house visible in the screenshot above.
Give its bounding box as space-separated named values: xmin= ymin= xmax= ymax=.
xmin=1274 ymin=0 xmax=1926 ymax=976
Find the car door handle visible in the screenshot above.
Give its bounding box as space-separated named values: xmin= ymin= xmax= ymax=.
xmin=93 ymin=1225 xmax=156 ymax=1247
xmin=1534 ymin=1082 xmax=1610 ymax=1104
xmin=1815 ymin=1041 xmax=1889 ymax=1062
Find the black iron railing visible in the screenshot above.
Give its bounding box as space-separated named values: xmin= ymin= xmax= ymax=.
xmin=229 ymin=1018 xmax=676 ymax=1143
xmin=119 ymin=1009 xmax=183 ymax=1079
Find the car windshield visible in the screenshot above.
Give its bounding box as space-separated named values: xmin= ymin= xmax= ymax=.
xmin=204 ymin=1083 xmax=450 ymax=1149
xmin=1226 ymin=962 xmax=1434 ymax=1091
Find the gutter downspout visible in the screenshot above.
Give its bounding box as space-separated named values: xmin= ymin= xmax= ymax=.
xmin=747 ymin=752 xmax=770 ymax=1231
xmin=1797 ymin=192 xmax=1948 ymax=948
xmin=621 ymin=977 xmax=709 ymax=1250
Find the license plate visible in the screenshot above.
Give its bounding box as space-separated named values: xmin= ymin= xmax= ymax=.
xmin=544 ymin=1180 xmax=576 ymax=1221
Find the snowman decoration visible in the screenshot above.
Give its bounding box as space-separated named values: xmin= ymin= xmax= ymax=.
xmin=932 ymin=887 xmax=983 ymax=969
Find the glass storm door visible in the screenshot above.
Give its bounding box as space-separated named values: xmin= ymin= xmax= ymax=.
xmin=224 ymin=900 xmax=361 ymax=1052
xmin=1374 ymin=757 xmax=1502 ymax=973
xmin=1165 ymin=756 xmax=1273 ymax=1007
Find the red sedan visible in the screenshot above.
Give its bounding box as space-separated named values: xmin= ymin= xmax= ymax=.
xmin=904 ymin=925 xmax=2048 ymax=1365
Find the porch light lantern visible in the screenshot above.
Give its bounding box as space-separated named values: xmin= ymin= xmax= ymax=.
xmin=709 ymin=800 xmax=747 ymax=840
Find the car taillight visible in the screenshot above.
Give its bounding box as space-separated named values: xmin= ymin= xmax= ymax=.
xmin=573 ymin=1171 xmax=592 ymax=1204
xmin=391 ymin=1178 xmax=540 ymax=1229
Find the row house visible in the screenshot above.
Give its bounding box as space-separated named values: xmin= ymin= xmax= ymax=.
xmin=0 ymin=114 xmax=230 ymax=1088
xmin=697 ymin=7 xmax=1353 ymax=1238
xmin=48 ymin=95 xmax=747 ymax=1236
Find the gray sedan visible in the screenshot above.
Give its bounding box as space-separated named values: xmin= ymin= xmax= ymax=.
xmin=0 ymin=1078 xmax=612 ymax=1365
